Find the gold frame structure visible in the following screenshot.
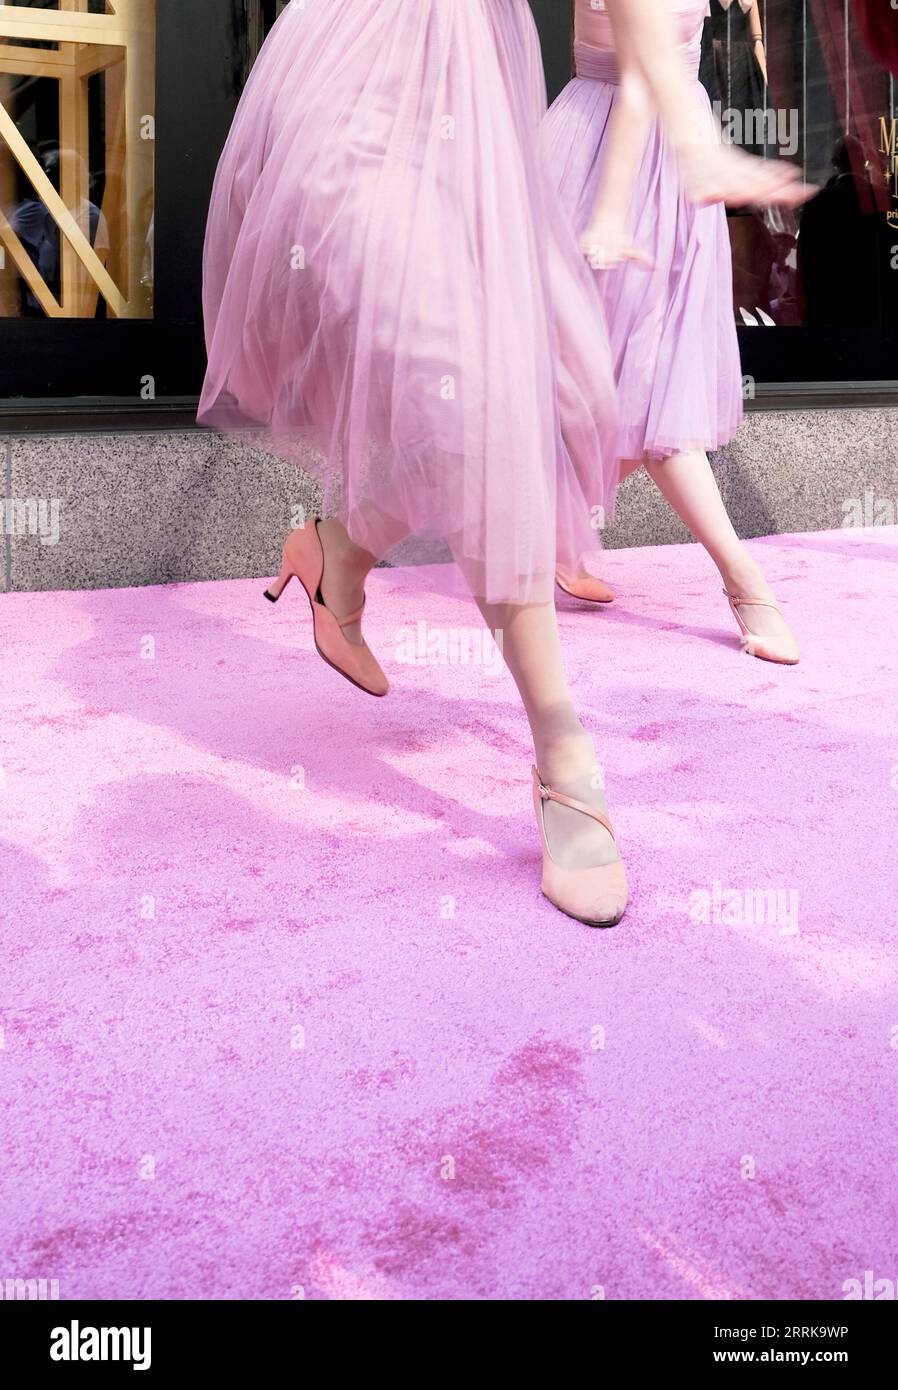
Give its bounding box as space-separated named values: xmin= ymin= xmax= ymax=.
xmin=0 ymin=0 xmax=155 ymax=318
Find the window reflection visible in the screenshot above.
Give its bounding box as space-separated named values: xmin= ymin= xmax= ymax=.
xmin=699 ymin=0 xmax=898 ymax=328
xmin=0 ymin=0 xmax=155 ymax=320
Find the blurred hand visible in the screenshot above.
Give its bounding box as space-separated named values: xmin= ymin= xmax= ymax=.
xmin=579 ymin=218 xmax=654 ymax=272
xmin=679 ymin=141 xmax=817 ymax=210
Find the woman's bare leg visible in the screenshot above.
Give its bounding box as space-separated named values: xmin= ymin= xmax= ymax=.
xmin=643 ymin=449 xmax=796 ymax=644
xmin=317 ymin=515 xmax=408 ymax=645
xmin=315 ymin=521 xmax=619 ymax=870
xmin=566 ymin=451 xmax=796 ymax=646
xmin=473 ymin=596 xmax=618 ymax=871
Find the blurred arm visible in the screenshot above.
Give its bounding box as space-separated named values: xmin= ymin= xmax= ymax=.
xmin=586 ymin=53 xmax=653 ymax=232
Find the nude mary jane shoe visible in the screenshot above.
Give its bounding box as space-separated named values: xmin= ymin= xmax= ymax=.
xmin=724 ymin=590 xmax=800 ymax=666
xmin=265 ymin=520 xmax=389 ymax=697
xmin=532 ymin=766 xmax=628 ymax=928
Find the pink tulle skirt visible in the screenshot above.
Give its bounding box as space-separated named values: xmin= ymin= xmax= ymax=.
xmin=542 ymin=60 xmax=744 ymax=462
xmin=199 ymin=0 xmax=619 ymax=605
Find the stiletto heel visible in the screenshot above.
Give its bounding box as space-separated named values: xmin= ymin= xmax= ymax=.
xmin=724 ymin=590 xmax=800 ymax=666
xmin=263 ymin=568 xmax=294 ymax=603
xmin=263 ymin=520 xmax=389 ymax=697
xmin=532 ymin=766 xmax=628 ymax=928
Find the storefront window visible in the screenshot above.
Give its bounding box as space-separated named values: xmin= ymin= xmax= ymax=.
xmin=0 ymin=1 xmax=894 ymax=406
xmin=0 ymin=0 xmax=156 ymax=320
xmin=528 ymin=0 xmax=898 ymax=384
xmin=699 ymin=0 xmax=898 ymax=331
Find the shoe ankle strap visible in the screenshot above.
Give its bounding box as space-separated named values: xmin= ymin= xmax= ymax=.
xmin=336 ymin=598 xmax=365 ymax=628
xmin=532 ymin=767 xmax=616 ymax=841
xmin=724 ymin=590 xmax=782 ymax=613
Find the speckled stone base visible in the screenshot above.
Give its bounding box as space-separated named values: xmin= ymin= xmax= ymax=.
xmin=3 ymin=408 xmax=897 ymax=591
xmin=604 ymin=407 xmax=898 ymax=551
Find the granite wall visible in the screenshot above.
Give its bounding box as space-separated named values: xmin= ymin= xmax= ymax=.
xmin=3 ymin=407 xmax=897 ymax=591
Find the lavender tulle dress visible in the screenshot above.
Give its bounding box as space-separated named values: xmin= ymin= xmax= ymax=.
xmin=198 ymin=0 xmax=619 ymax=606
xmin=543 ymin=0 xmax=743 ymax=462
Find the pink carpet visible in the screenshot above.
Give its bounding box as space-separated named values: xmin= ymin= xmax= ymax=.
xmin=2 ymin=526 xmax=896 ymax=1301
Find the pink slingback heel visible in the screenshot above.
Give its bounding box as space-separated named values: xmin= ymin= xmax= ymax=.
xmin=532 ymin=766 xmax=628 ymax=928
xmin=264 ymin=521 xmax=389 ymax=697
xmin=724 ymin=590 xmax=800 ymax=666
